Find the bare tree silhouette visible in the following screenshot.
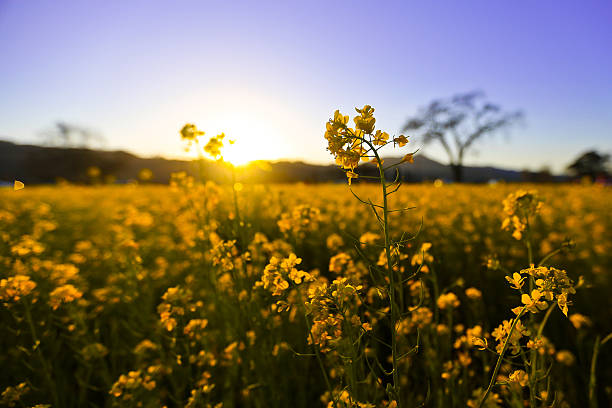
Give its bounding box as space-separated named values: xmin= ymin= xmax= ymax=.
xmin=402 ymin=91 xmax=523 ymax=182
xmin=39 ymin=122 xmax=105 ymax=148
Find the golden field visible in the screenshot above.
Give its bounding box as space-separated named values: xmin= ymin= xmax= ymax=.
xmin=1 ymin=182 xmax=611 ymax=407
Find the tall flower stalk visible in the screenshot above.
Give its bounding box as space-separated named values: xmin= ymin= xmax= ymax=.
xmin=323 ymin=105 xmax=417 ymax=405
xmin=479 ymin=191 xmax=579 ymax=407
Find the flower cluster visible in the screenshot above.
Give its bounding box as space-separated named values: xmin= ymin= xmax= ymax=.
xmin=437 ymin=292 xmax=460 ymax=310
xmin=209 ymin=237 xmax=241 ymax=274
xmin=510 ymin=265 xmax=576 ymax=316
xmin=48 ymin=284 xmax=83 ymax=310
xmin=306 ymin=278 xmax=370 ymax=353
xmin=109 ymin=366 xmax=163 ymax=402
xmin=1 ymin=382 xmax=29 ymax=407
xmin=324 ymin=105 xmax=412 ymax=184
xmin=397 ymin=306 xmax=433 ymax=335
xmin=277 ymin=205 xmax=321 ymax=236
xmin=11 ymin=235 xmax=45 ymax=256
xmin=491 ymin=318 xmax=530 ymax=354
xmin=180 ymin=123 xmax=205 ymax=141
xmin=204 ymin=132 xmax=226 ymax=160
xmin=184 ymin=318 xmax=209 ymax=341
xmin=0 ymin=275 xmax=37 ymax=304
xmin=411 ymin=242 xmax=433 ymax=273
xmin=157 ymin=286 xmax=192 ymax=332
xmin=501 ymin=190 xmax=542 ymax=240
xmin=255 ymin=254 xmax=313 ymax=296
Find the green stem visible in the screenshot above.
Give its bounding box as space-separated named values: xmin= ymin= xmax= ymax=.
xmin=589 ymin=335 xmax=601 ymax=408
xmin=23 ymin=300 xmax=60 ymax=407
xmin=527 ymin=303 xmax=555 ymax=407
xmin=537 ymin=248 xmax=561 ymax=267
xmin=374 ymin=147 xmax=402 ymax=405
xmin=340 ymin=307 xmax=360 ymax=400
xmin=478 ymin=307 xmax=526 ymax=408
xmin=589 ymin=333 xmax=612 ymax=408
xmin=230 ymin=165 xmax=248 ymax=290
xmin=524 ymin=221 xmax=539 ymax=407
xmin=343 ymin=130 xmax=406 ymax=403
xmin=298 ymin=293 xmax=335 ymax=403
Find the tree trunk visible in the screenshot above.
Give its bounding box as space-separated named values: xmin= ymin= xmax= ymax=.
xmin=451 ymin=163 xmax=463 ymax=183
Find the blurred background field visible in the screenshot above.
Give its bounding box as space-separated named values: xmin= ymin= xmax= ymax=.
xmin=1 ymin=183 xmax=610 ymax=406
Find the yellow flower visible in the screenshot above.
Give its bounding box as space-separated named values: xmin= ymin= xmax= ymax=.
xmin=372 ymin=130 xmax=389 ymax=146
xmin=472 ymin=336 xmax=488 ymax=350
xmin=354 ymin=105 xmax=376 ymax=134
xmin=255 ymin=254 xmax=312 ymax=296
xmin=520 ymin=289 xmax=548 ymax=314
xmin=180 ymin=123 xmax=205 ymax=141
xmin=569 ymin=313 xmax=592 ymax=329
xmin=508 ymin=369 xmax=529 ymax=387
xmin=411 ymin=242 xmax=433 ymax=273
xmin=492 ymin=318 xmax=529 ymax=354
xmin=437 ymin=292 xmax=460 ymax=310
xmin=13 ymin=180 xmax=25 ymax=191
xmin=557 ymin=292 xmax=569 ymax=316
xmin=394 ymin=135 xmax=409 ymax=147
xmin=326 ymin=234 xmax=344 ymax=251
xmin=505 ymin=272 xmax=525 ymax=290
xmin=501 ymin=190 xmax=542 ymax=240
xmin=333 ymin=110 xmax=349 ymax=126
xmin=1 ymin=382 xmax=30 ymax=406
xmin=465 ymin=287 xmax=482 ymax=300
xmin=204 ymin=133 xmax=226 ymax=160
xmin=556 ymin=350 xmax=575 ymax=366
xmin=184 ymin=319 xmax=209 ymax=340
xmin=49 ymin=284 xmax=83 ymax=310
xmin=0 ymin=275 xmax=37 ymax=303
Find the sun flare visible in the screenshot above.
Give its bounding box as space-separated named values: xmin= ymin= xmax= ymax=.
xmin=182 ymin=111 xmax=289 ymax=165
xmin=222 ymin=141 xmax=256 ymax=166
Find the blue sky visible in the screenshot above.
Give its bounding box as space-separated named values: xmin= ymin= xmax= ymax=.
xmin=1 ymin=0 xmax=610 ymax=172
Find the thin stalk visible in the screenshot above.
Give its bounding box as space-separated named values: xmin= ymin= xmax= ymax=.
xmin=298 ymin=292 xmax=335 ymax=404
xmin=478 ymin=307 xmax=526 ymax=408
xmin=524 ymin=221 xmax=538 ymax=407
xmin=345 ymin=129 xmax=406 ymax=404
xmin=589 ymin=335 xmax=601 ymax=408
xmin=230 ymin=166 xmax=248 ymax=288
xmin=23 ymin=301 xmax=60 ymax=407
xmin=373 ymin=147 xmax=401 ymax=405
xmin=537 ymin=248 xmax=561 ymax=267
xmin=589 ymin=333 xmax=612 ymax=408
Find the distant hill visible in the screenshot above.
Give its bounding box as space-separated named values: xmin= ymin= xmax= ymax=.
xmin=0 ymin=140 xmax=565 ymax=184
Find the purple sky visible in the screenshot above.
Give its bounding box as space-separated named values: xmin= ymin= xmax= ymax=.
xmin=1 ymin=0 xmax=611 ymax=172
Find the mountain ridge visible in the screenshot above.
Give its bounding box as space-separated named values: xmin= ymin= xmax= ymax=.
xmin=0 ymin=140 xmax=563 ymax=184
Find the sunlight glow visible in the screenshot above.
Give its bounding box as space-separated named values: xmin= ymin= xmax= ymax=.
xmin=194 ymin=110 xmax=289 ymax=165
xmin=222 ymin=141 xmax=257 ymax=166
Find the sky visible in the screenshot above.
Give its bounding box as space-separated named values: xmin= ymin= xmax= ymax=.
xmin=1 ymin=0 xmax=611 ymax=173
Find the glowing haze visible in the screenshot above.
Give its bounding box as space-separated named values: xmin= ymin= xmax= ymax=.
xmin=0 ymin=0 xmax=611 ymax=173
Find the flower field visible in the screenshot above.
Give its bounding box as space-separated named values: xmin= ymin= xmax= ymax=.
xmin=1 ymin=181 xmax=611 ymax=407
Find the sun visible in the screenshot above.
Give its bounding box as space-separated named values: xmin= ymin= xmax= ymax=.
xmin=180 ymin=102 xmax=291 ymax=165
xmin=203 ymin=117 xmax=287 ymax=166
xmin=222 ymin=141 xmax=256 ymax=166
